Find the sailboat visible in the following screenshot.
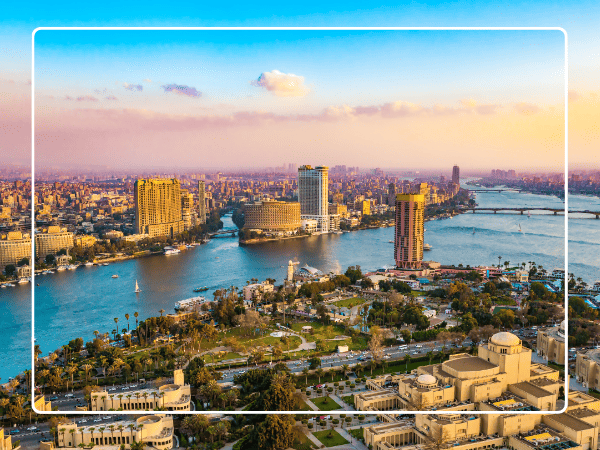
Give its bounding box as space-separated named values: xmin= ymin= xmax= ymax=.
xmin=527 ymin=211 xmax=531 ymax=218
xmin=518 ymin=224 xmax=523 ymax=233
xmin=472 ymin=227 xmax=475 ymax=235
xmin=134 ymin=280 xmax=141 ymax=293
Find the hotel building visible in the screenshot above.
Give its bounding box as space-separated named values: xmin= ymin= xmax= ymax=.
xmin=394 ymin=194 xmax=425 ymax=269
xmin=452 ymin=165 xmax=460 ymax=185
xmin=0 ymin=231 xmax=31 ymax=270
xmin=298 ymin=165 xmax=329 ymax=232
xmin=35 ymin=226 xmax=74 ymax=259
xmin=198 ymin=180 xmax=206 ymax=224
xmin=244 ymin=200 xmax=301 ymax=232
xmin=53 ymin=415 xmax=174 ymax=450
xmin=181 ymin=189 xmax=194 ymax=231
xmin=134 ymin=179 xmax=185 ymax=238
xmin=537 ymin=321 xmax=566 ymax=365
xmin=89 ymin=370 xmax=191 ymax=412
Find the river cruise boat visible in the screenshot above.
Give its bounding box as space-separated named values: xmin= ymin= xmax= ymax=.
xmin=163 ymin=246 xmax=181 ymax=255
xmin=423 ymin=243 xmax=433 ymax=251
xmin=193 ymin=287 xmax=209 ymax=292
xmin=56 ymin=265 xmax=67 ymax=271
xmin=175 ymin=296 xmax=208 ymax=311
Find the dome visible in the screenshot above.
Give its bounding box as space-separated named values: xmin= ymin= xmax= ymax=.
xmin=490 ymin=331 xmax=521 ymax=347
xmin=417 ymin=374 xmax=437 ymax=385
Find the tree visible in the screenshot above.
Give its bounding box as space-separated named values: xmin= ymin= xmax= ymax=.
xmin=424 ymin=427 xmax=452 ymax=450
xmin=251 ymin=415 xmax=297 ymax=450
xmin=4 ymin=264 xmax=16 ymax=276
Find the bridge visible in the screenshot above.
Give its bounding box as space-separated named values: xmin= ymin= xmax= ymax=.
xmin=207 ymin=229 xmax=237 ymax=237
xmin=466 ymin=208 xmax=600 ymax=218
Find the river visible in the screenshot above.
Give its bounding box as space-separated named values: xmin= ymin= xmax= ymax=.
xmin=1 ymin=187 xmax=598 ymax=381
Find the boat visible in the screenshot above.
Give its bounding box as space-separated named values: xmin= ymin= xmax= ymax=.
xmin=423 ymin=243 xmax=433 ymax=251
xmin=18 ymin=278 xmax=29 ymax=284
xmin=193 ymin=287 xmax=209 ymax=293
xmin=112 ymin=274 xmax=119 ymax=278
xmin=85 ymin=262 xmax=94 ymax=266
xmin=0 ymin=285 xmax=6 ymax=289
xmin=388 ymin=240 xmax=394 ymax=243
xmin=163 ymin=246 xmax=180 ymax=255
xmin=134 ymin=280 xmax=141 ymax=293
xmin=67 ymin=264 xmax=78 ymax=270
xmin=527 ymin=211 xmax=531 ymax=218
xmin=56 ymin=265 xmax=67 ymax=271
xmin=6 ymin=283 xmax=15 ymax=287
xmin=472 ymin=227 xmax=475 ymax=235
xmin=518 ymin=224 xmax=522 ymax=233
xmin=103 ymin=263 xmax=109 ymax=266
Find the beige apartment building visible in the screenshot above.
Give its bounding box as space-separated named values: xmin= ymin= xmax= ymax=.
xmin=329 ymin=203 xmax=348 ymax=218
xmin=0 ymin=428 xmax=20 ymax=450
xmin=537 ymin=321 xmax=566 ymax=364
xmin=73 ymin=235 xmax=97 ymax=249
xmin=244 ymin=200 xmax=301 ymax=232
xmin=356 ymin=332 xmax=561 ymax=412
xmin=54 ymin=415 xmax=174 ymax=450
xmin=134 ymin=178 xmax=185 ymax=238
xmin=35 ymin=226 xmax=74 ymax=259
xmin=181 ymin=189 xmax=194 ymax=230
xmin=0 ymin=231 xmax=31 ymax=270
xmin=90 ymin=370 xmax=190 ymax=411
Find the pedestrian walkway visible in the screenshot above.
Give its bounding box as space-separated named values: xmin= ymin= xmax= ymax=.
xmin=304 ymin=397 xmax=320 ymax=410
xmin=337 ymin=427 xmax=369 ymax=450
xmin=330 ymin=393 xmax=353 ymax=410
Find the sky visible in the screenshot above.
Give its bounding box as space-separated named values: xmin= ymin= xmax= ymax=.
xmin=1 ymin=1 xmax=599 ymax=171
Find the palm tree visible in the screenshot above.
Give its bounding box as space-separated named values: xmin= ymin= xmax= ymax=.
xmin=302 ymin=368 xmax=309 ymax=385
xmin=404 ymin=353 xmax=412 ymax=373
xmin=315 ymin=368 xmax=324 ymax=384
xmin=125 ymin=313 xmax=130 ymax=332
xmin=114 ymin=318 xmax=119 ymax=336
xmin=159 ymin=309 xmax=165 ymax=317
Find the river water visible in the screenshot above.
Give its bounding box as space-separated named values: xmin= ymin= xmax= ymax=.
xmin=1 ymin=188 xmax=598 ymax=381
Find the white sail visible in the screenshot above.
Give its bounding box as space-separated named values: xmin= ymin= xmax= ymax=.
xmin=135 ymin=280 xmax=141 ymax=292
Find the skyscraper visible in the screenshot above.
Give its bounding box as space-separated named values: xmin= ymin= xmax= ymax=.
xmin=452 ymin=165 xmax=460 ymax=185
xmin=298 ymin=165 xmax=330 ymax=232
xmin=134 ymin=178 xmax=184 ymax=238
xmin=394 ymin=194 xmax=425 ymax=269
xmin=197 ymin=180 xmax=206 ymax=225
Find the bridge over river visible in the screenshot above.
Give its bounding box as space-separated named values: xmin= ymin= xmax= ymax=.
xmin=466 ymin=207 xmax=600 ymax=218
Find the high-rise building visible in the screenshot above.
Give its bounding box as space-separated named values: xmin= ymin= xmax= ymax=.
xmin=298 ymin=165 xmax=329 ymax=232
xmin=197 ymin=181 xmax=206 ymax=225
xmin=452 ymin=165 xmax=460 ymax=185
xmin=394 ymin=194 xmax=425 ymax=269
xmin=134 ymin=178 xmax=184 ymax=238
xmin=180 ymin=190 xmax=193 ymax=231
xmin=0 ymin=231 xmax=31 ymax=270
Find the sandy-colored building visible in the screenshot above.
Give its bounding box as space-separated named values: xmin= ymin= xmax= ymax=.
xmin=35 ymin=226 xmax=74 ymax=259
xmin=244 ymin=200 xmax=301 ymax=232
xmin=576 ymin=348 xmax=600 ymax=390
xmin=356 ymin=332 xmax=560 ymax=412
xmin=34 ymin=394 xmax=52 ymax=411
xmin=537 ymin=321 xmax=566 ymax=364
xmin=134 ymin=178 xmax=185 ymax=238
xmin=73 ymin=235 xmax=97 ymax=249
xmin=90 ymin=370 xmax=190 ymax=411
xmin=0 ymin=428 xmax=20 ymax=450
xmin=55 ymin=415 xmax=174 ymax=450
xmin=0 ymin=231 xmax=31 ymax=270
xmin=329 ymin=203 xmax=348 ymax=218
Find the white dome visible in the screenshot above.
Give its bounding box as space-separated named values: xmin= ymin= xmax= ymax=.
xmin=490 ymin=332 xmax=520 ymax=347
xmin=417 ymin=374 xmax=437 ymax=385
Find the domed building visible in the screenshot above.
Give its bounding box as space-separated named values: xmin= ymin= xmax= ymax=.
xmin=537 ymin=320 xmax=566 ymax=364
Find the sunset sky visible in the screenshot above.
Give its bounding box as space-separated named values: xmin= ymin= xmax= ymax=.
xmin=1 ymin=2 xmax=599 ymax=171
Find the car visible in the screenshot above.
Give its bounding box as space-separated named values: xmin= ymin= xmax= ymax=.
xmin=130 ymin=384 xmax=138 ymax=388
xmin=103 ymin=416 xmax=111 ymax=420
xmin=50 ymin=396 xmax=58 ymax=401
xmin=109 ymin=387 xmax=117 ymax=391
xmin=26 ymin=427 xmax=38 ymax=431
xmin=93 ymin=418 xmax=102 ymax=423
xmin=65 ymin=393 xmax=74 ymax=397
xmin=9 ymin=430 xmax=20 ymax=435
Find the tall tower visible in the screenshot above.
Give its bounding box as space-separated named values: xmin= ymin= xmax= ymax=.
xmin=134 ymin=178 xmax=184 ymax=238
xmin=394 ymin=194 xmax=425 ymax=269
xmin=197 ymin=180 xmax=206 ymax=225
xmin=452 ymin=165 xmax=460 ymax=185
xmin=298 ymin=165 xmax=329 ymax=232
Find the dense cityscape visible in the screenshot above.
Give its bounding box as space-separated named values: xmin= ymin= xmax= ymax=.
xmin=0 ymin=161 xmax=598 ymax=450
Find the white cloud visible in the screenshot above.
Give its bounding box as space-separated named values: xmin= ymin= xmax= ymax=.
xmin=251 ymin=70 xmax=309 ymax=97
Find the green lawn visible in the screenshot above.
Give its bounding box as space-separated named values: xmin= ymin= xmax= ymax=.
xmin=312 ymin=430 xmax=349 ymax=447
xmin=311 ymin=396 xmax=344 ymax=411
xmin=333 ymin=297 xmax=367 ymax=308
xmin=342 ymin=395 xmax=355 ymax=407
xmin=296 ymin=398 xmax=314 ymax=411
xmin=348 ymin=428 xmax=364 ymax=442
